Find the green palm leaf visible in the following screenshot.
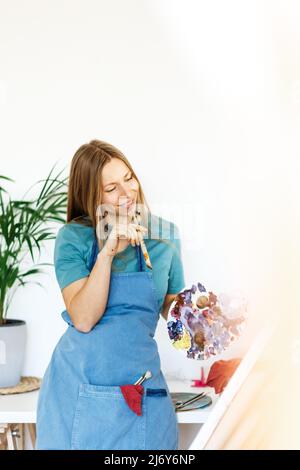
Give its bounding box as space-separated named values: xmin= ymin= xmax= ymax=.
xmin=0 ymin=164 xmax=68 ymax=323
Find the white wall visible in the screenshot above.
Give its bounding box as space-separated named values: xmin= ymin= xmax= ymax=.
xmin=0 ymin=0 xmax=297 ymax=381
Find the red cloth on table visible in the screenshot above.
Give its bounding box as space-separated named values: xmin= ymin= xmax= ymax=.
xmin=206 ymin=358 xmax=242 ymax=394
xmin=120 ymin=384 xmax=144 ymax=416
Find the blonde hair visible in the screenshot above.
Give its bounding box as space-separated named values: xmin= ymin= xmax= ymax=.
xmin=67 ymin=139 xmax=149 ymax=242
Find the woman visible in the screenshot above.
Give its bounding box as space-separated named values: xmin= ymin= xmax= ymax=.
xmin=35 ymin=139 xmax=186 ymax=450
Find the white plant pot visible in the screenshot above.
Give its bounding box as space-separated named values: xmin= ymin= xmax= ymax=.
xmin=0 ymin=319 xmax=27 ymax=388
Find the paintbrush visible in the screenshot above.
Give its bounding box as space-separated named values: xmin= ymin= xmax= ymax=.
xmin=133 ymin=213 xmax=152 ymax=270
xmin=134 ymin=370 xmax=152 ymax=385
xmin=175 ymin=392 xmax=207 ymax=411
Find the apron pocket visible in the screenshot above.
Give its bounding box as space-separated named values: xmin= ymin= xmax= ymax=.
xmin=145 ymin=387 xmax=179 ymax=450
xmin=71 ymin=383 xmax=146 ymax=450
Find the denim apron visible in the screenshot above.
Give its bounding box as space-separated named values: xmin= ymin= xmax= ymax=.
xmin=36 ymin=235 xmax=178 ymax=450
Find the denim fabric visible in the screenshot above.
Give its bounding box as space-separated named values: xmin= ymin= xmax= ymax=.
xmin=35 ymin=238 xmax=178 ymax=450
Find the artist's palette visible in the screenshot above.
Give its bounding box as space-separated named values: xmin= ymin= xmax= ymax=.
xmin=167 ymin=283 xmax=247 ymax=360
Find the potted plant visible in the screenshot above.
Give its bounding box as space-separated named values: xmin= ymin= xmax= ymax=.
xmin=0 ymin=165 xmax=67 ymax=387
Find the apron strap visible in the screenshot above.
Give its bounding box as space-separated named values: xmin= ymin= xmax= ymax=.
xmin=136 ymin=243 xmax=143 ymax=272
xmin=88 ymin=234 xmax=99 ymax=271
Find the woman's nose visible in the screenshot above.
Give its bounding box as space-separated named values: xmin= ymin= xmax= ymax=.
xmin=119 ymin=187 xmax=132 ymax=198
xmin=118 ymin=193 xmax=132 ymax=205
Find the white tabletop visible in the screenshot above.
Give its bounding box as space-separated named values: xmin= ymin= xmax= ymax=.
xmin=0 ymin=380 xmax=217 ymax=424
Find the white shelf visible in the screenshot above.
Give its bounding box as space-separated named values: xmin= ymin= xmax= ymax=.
xmin=0 ymin=381 xmax=217 ymax=425
xmin=0 ymin=390 xmax=38 ymax=423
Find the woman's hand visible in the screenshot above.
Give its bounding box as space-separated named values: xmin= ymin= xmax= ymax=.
xmin=102 ymin=222 xmax=148 ymax=258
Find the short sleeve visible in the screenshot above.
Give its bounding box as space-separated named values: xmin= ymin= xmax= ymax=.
xmin=167 ymin=224 xmax=186 ymax=294
xmin=54 ymin=225 xmax=90 ymax=290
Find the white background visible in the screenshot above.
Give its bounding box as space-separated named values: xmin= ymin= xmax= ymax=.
xmin=0 ymin=0 xmax=298 ymax=382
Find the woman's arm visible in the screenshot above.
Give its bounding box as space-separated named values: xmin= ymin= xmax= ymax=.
xmin=62 ymin=249 xmax=113 ymax=333
xmin=160 ymin=223 xmax=185 ymax=321
xmin=160 ymin=293 xmax=177 ymax=321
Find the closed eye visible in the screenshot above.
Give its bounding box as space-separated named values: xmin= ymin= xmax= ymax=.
xmin=106 ymin=175 xmax=133 ymax=192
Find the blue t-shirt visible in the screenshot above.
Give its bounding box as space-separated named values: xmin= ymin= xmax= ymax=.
xmin=53 ymin=214 xmax=186 ymax=315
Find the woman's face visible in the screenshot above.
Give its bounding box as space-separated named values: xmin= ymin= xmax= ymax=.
xmin=101 ymin=158 xmax=139 ymax=219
